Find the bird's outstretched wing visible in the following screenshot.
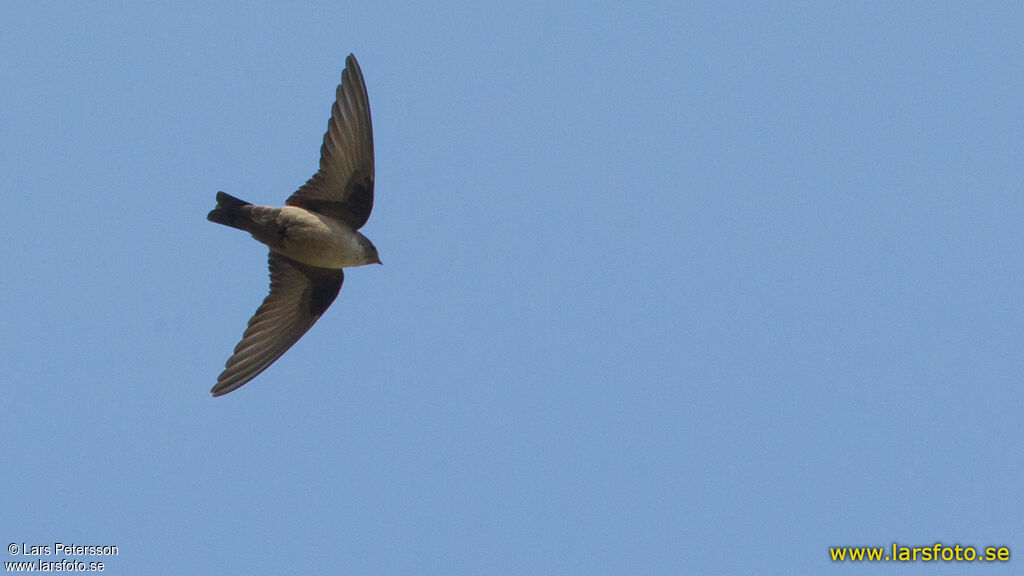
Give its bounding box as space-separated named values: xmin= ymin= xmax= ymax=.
xmin=211 ymin=252 xmax=343 ymax=397
xmin=287 ymin=53 xmax=375 ymax=230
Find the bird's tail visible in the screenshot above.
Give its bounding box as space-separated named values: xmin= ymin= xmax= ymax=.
xmin=207 ymin=192 xmax=252 ymax=229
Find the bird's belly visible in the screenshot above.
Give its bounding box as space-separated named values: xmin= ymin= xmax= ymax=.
xmin=274 ymin=208 xmax=361 ymax=268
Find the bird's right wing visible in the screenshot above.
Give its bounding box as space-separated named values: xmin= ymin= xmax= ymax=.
xmin=287 ymin=53 xmax=375 ymax=230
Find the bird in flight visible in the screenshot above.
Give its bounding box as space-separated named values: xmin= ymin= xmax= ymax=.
xmin=207 ymin=54 xmax=379 ymax=397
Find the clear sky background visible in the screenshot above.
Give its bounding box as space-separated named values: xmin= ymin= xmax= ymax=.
xmin=2 ymin=2 xmax=1022 ymax=574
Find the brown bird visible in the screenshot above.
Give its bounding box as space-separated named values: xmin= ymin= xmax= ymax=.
xmin=207 ymin=54 xmax=379 ymax=397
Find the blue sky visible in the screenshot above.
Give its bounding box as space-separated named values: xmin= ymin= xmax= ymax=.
xmin=2 ymin=2 xmax=1022 ymax=574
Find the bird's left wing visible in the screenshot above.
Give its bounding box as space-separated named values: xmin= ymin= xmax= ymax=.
xmin=211 ymin=252 xmax=343 ymax=396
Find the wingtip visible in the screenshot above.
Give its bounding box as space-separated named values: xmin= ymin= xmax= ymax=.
xmin=345 ymin=53 xmax=362 ymax=75
xmin=210 ymin=382 xmax=239 ymax=398
xmin=210 ymin=373 xmax=245 ymax=397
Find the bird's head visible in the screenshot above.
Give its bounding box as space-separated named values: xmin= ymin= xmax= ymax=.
xmin=357 ymin=234 xmax=382 ymax=266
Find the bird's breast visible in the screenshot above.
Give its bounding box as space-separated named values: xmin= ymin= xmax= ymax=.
xmin=274 ymin=207 xmax=364 ymax=269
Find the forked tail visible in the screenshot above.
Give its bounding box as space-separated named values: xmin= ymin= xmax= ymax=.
xmin=207 ymin=192 xmax=252 ymax=228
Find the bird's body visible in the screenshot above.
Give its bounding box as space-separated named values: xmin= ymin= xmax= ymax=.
xmin=207 ymin=54 xmax=378 ymax=397
xmin=272 ymin=206 xmax=378 ymax=268
xmin=209 ymin=197 xmax=378 ymax=269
